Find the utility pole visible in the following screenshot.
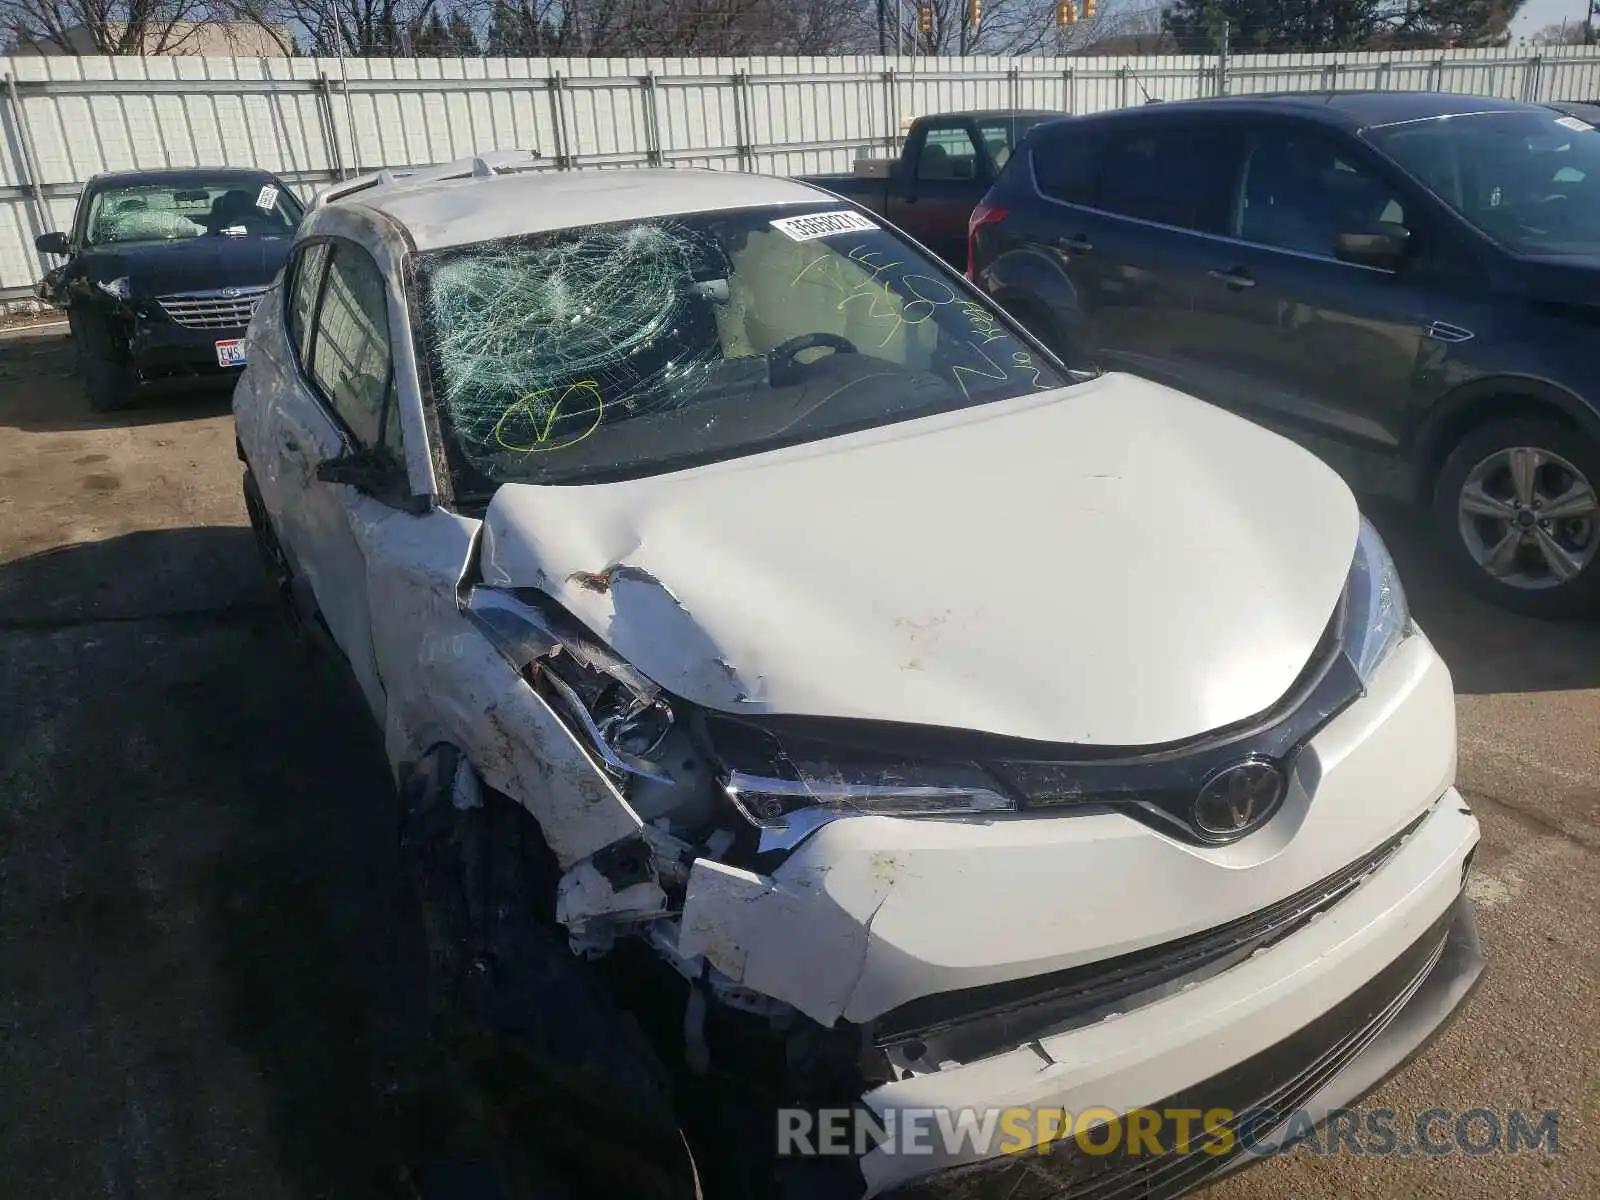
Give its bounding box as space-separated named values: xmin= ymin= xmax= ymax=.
xmin=1587 ymin=0 xmax=1598 ymax=46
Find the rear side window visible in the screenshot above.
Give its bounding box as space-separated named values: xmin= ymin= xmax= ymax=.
xmin=1098 ymin=125 xmax=1234 ymax=230
xmin=1034 ymin=119 xmax=1238 ymax=233
xmin=308 ymin=244 xmax=392 ymax=448
xmin=1032 ymin=127 xmax=1103 ymax=206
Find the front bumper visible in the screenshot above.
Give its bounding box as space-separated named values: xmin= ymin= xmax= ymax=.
xmin=880 ymin=888 xmax=1483 ymax=1198
xmin=127 ymin=315 xmax=246 ymax=378
xmin=857 ymin=791 xmax=1481 ymax=1196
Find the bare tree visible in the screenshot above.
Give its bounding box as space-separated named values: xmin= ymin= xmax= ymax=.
xmin=1529 ymin=18 xmax=1588 ymax=45
xmin=2 ymin=0 xmax=215 ymax=52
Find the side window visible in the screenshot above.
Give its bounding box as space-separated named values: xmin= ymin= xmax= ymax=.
xmin=1033 ymin=128 xmax=1103 ymax=207
xmin=1095 ymin=123 xmax=1237 ymax=232
xmin=286 ymin=243 xmax=329 ymax=365
xmin=309 ymin=243 xmax=392 ymax=449
xmin=1236 ymin=129 xmax=1410 ymax=259
xmin=918 ymin=124 xmax=983 ymax=181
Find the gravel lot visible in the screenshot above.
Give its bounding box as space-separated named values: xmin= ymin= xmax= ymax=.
xmin=2 ymin=321 xmax=1596 ymax=1200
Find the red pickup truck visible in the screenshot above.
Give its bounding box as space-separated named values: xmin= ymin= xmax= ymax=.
xmin=796 ymin=110 xmax=1060 ymax=266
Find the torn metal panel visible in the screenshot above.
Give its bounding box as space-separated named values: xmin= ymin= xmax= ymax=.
xmin=349 ymin=505 xmax=644 ymax=868
xmin=678 ymin=859 xmax=881 ymax=1027
xmin=479 ymin=375 xmax=1360 ymax=747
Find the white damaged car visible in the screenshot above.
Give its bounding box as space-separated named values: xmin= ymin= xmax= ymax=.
xmin=233 ymin=154 xmax=1484 ymax=1199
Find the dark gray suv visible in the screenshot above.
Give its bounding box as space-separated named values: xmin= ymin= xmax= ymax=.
xmin=971 ymin=91 xmax=1600 ymax=617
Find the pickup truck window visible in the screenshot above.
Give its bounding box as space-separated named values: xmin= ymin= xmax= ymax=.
xmin=919 ymin=126 xmax=985 ymax=181
xmin=414 ymin=205 xmax=1068 ymax=491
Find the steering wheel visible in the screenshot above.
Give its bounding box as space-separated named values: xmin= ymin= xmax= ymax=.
xmin=768 ymin=332 xmax=858 ymax=379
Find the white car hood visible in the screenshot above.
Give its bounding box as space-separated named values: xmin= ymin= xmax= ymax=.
xmin=479 ymin=373 xmax=1359 ymax=747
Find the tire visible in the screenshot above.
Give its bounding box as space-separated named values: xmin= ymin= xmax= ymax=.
xmin=68 ymin=305 xmax=137 ymax=412
xmin=1431 ymin=416 xmax=1600 ymax=618
xmin=399 ymin=750 xmax=700 ymax=1200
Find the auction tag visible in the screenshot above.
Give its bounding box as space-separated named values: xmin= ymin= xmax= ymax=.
xmin=770 ymin=210 xmax=877 ymax=242
xmin=255 ymin=184 xmax=280 ymax=210
xmin=216 ymin=338 xmax=247 ymax=368
xmin=1554 ymin=115 xmax=1593 ymax=132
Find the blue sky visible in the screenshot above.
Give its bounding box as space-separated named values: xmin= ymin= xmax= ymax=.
xmin=1512 ymin=0 xmax=1594 ymax=39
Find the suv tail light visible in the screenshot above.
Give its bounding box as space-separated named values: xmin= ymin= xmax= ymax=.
xmin=967 ymin=203 xmax=1007 ymax=281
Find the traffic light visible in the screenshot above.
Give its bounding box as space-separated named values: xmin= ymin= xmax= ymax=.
xmin=967 ymin=0 xmax=981 ymax=26
xmin=1083 ymin=0 xmax=1096 ymax=15
xmin=917 ymin=2 xmax=932 ymax=33
xmin=1057 ymin=0 xmax=1076 ymax=23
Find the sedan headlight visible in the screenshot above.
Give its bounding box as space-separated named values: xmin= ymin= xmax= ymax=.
xmin=1345 ymin=517 xmax=1411 ymax=685
xmin=97 ymin=276 xmax=131 ymax=300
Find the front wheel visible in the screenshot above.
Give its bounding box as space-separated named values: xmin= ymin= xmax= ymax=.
xmin=1432 ymin=416 xmax=1600 ymax=618
xmin=67 ymin=306 xmax=137 ymax=413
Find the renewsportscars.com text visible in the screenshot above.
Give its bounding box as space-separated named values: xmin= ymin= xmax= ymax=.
xmin=777 ymin=1106 xmax=1560 ymax=1160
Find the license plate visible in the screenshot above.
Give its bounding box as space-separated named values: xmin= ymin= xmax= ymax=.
xmin=216 ymin=339 xmax=247 ymax=368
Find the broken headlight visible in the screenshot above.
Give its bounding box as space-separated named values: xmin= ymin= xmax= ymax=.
xmin=707 ymin=715 xmax=1015 ymax=832
xmin=1343 ymin=517 xmax=1411 ymax=685
xmin=462 ymin=585 xmax=675 ymax=784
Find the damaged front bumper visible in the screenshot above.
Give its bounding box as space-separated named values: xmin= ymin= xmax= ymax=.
xmin=446 ymin=573 xmax=1476 ymax=1200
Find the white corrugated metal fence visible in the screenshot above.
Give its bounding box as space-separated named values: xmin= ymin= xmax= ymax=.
xmin=3 ymin=47 xmax=1598 ymax=298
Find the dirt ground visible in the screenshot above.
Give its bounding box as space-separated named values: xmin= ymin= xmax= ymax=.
xmin=1 ymin=322 xmax=1597 ymax=1200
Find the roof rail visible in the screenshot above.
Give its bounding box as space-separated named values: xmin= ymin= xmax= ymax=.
xmin=309 ymin=149 xmax=544 ymax=212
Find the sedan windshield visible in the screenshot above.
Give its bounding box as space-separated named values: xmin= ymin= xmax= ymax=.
xmin=414 ymin=204 xmax=1067 ymax=490
xmin=86 ymin=177 xmax=301 ymax=246
xmin=1368 ymin=109 xmax=1600 ymax=256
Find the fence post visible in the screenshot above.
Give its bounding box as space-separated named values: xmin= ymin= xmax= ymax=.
xmin=1117 ymin=65 xmax=1130 ymax=108
xmin=732 ymin=70 xmax=752 ymax=172
xmin=1522 ymin=55 xmax=1543 ymax=102
xmin=2 ymin=72 xmax=52 ymax=265
xmin=1430 ymin=57 xmax=1445 ymax=91
xmin=1007 ymin=65 xmax=1020 ymax=112
xmin=1062 ymin=65 xmax=1074 ymax=114
xmin=548 ymin=71 xmax=573 ymax=168
xmin=1216 ymin=19 xmax=1231 ymax=96
xmin=883 ymin=66 xmax=899 ymax=156
xmin=315 ymin=71 xmax=347 ymax=180
xmin=641 ymin=71 xmax=663 ymax=166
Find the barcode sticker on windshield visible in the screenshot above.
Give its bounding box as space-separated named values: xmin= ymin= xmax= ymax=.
xmin=1554 ymin=115 xmax=1593 ymax=132
xmin=770 ymin=211 xmax=878 ymax=242
xmin=255 ymin=185 xmax=279 ymax=210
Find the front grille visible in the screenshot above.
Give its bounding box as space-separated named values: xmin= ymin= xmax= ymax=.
xmin=156 ymin=289 xmax=265 ymax=330
xmin=889 ymin=901 xmax=1458 ymax=1200
xmin=875 ymin=809 xmax=1429 ymax=1064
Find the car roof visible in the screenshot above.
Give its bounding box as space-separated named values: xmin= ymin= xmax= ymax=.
xmin=1051 ymin=90 xmax=1549 ymax=134
xmin=86 ymin=165 xmax=283 ymax=190
xmin=1547 ymin=99 xmax=1600 ymax=124
xmin=345 ymin=166 xmax=847 ymax=252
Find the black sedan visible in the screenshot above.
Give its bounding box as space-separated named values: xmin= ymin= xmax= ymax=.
xmin=35 ymin=166 xmax=302 ymax=412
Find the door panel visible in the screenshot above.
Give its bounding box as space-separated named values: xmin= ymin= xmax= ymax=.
xmin=1184 ymin=127 xmax=1436 ymax=455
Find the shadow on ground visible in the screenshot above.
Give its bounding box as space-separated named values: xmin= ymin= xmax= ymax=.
xmin=1366 ymin=502 xmax=1600 ymax=696
xmin=0 ymin=526 xmax=431 ymax=1199
xmin=0 ymin=328 xmax=235 ymax=433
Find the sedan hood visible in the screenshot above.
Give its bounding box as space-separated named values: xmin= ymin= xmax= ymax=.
xmin=480 ymin=374 xmax=1359 ymax=747
xmin=79 ymin=234 xmax=292 ymax=296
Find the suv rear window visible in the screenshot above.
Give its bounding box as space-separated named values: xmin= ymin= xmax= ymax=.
xmin=1032 ymin=119 xmax=1238 ymax=233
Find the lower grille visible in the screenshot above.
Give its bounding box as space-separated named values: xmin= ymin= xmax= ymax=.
xmin=156 ymin=289 xmax=265 ymax=330
xmin=888 ymin=901 xmax=1459 ymax=1200
xmin=876 ymin=810 xmax=1428 ymax=1065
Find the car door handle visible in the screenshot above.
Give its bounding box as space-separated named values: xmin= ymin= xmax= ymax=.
xmin=1056 ymin=235 xmax=1093 ymax=254
xmin=281 ymin=435 xmax=302 ymax=455
xmin=1208 ymin=268 xmax=1256 ymax=289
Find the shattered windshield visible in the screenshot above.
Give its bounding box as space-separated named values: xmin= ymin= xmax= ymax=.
xmin=1368 ymin=109 xmax=1600 ymax=256
xmin=86 ymin=178 xmax=301 ymax=246
xmin=413 ymin=204 xmax=1066 ymax=491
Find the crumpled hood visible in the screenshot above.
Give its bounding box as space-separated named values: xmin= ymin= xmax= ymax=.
xmin=480 ymin=374 xmax=1359 ymax=747
xmin=79 ymin=235 xmax=291 ymax=297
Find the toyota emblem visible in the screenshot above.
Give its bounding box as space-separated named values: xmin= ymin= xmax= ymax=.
xmin=1191 ymin=758 xmax=1285 ymax=841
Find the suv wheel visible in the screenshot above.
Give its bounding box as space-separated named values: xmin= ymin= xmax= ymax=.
xmin=67 ymin=306 xmax=137 ymax=413
xmin=1432 ymin=417 xmax=1600 ymax=617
